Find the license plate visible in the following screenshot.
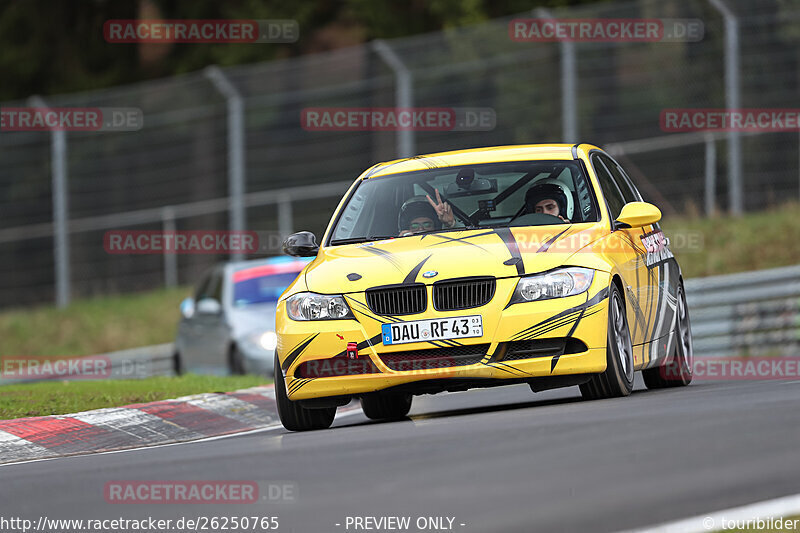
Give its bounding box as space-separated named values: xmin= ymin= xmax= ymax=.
xmin=381 ymin=315 xmax=483 ymax=345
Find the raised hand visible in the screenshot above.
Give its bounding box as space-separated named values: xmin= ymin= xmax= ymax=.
xmin=426 ymin=189 xmax=455 ymax=228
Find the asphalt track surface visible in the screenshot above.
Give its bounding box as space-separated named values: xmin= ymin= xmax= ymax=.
xmin=3 ymin=377 xmax=800 ymax=533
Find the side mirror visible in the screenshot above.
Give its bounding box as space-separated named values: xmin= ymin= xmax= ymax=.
xmin=179 ymin=297 xmax=195 ymax=319
xmin=283 ymin=231 xmax=319 ymax=257
xmin=615 ymin=201 xmax=661 ymax=229
xmin=196 ymin=298 xmax=222 ymax=315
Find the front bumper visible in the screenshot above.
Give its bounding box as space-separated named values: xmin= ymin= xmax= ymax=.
xmin=276 ymin=272 xmax=611 ymax=400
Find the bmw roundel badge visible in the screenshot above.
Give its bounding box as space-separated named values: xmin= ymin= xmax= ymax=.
xmin=422 ymin=270 xmax=438 ymax=279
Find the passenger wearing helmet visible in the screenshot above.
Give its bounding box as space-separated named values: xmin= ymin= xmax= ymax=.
xmin=398 ymin=190 xmax=455 ymax=236
xmin=525 ymin=182 xmax=571 ymax=223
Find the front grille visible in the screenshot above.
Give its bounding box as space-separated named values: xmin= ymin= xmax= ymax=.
xmin=433 ymin=277 xmax=496 ymax=311
xmin=366 ymin=284 xmax=426 ymax=316
xmin=295 ymin=355 xmax=381 ymax=378
xmin=502 ymin=338 xmax=587 ymax=361
xmin=378 ymin=344 xmax=489 ymax=371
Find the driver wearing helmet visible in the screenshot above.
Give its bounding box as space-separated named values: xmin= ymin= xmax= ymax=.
xmin=525 ymin=183 xmax=571 ymax=223
xmin=398 ymin=190 xmax=455 ymax=236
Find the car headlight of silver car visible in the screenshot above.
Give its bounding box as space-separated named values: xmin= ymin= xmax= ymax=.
xmin=510 ymin=267 xmax=594 ymax=304
xmin=286 ymin=292 xmax=354 ymax=321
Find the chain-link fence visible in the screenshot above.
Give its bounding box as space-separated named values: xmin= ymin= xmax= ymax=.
xmin=1 ymin=0 xmax=799 ymax=309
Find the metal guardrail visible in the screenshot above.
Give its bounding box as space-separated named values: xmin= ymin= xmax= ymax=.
xmin=0 ymin=343 xmax=176 ymax=386
xmin=685 ymin=265 xmax=800 ymax=358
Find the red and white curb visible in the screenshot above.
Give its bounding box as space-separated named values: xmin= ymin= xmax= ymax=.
xmin=0 ymin=385 xmax=290 ymax=465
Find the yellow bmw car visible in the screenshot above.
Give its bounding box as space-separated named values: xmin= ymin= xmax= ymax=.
xmin=275 ymin=143 xmax=693 ymax=431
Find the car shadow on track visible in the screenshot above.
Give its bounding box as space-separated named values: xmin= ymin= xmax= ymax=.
xmin=330 ymin=382 xmax=695 ymax=430
xmin=334 ymin=391 xmax=590 ymax=429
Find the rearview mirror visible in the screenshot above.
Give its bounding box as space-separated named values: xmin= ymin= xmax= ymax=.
xmin=179 ymin=297 xmax=195 ymax=319
xmin=615 ymin=202 xmax=662 ymax=229
xmin=283 ymin=231 xmax=319 ymax=257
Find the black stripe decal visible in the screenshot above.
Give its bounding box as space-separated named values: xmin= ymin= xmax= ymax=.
xmin=425 ymin=231 xmax=494 ymax=252
xmin=537 ymin=228 xmax=570 ymax=253
xmin=281 ymin=334 xmax=319 ymax=372
xmin=346 ymin=296 xmax=403 ymax=323
xmin=403 ymin=255 xmax=432 ymax=285
xmin=362 ymin=246 xmax=404 ymax=272
xmin=332 ymin=333 xmax=384 ymax=358
xmin=551 ymin=292 xmax=590 ymax=372
xmin=511 ymin=287 xmax=610 ymax=341
xmin=494 ymin=227 xmax=524 ymax=275
xmin=290 ymin=378 xmax=315 ymax=394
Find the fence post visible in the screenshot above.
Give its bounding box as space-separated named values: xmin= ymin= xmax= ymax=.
xmin=704 ymin=134 xmax=717 ymax=216
xmin=709 ymin=0 xmax=743 ymax=215
xmin=372 ymin=39 xmax=414 ymax=158
xmin=277 ymin=194 xmax=294 ymax=246
xmin=204 ymin=66 xmax=246 ymax=260
xmin=161 ymin=206 xmax=178 ymax=287
xmin=535 ymin=8 xmax=578 ymax=143
xmin=29 ymin=95 xmax=70 ymax=308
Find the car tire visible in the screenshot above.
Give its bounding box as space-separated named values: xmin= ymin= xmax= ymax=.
xmin=642 ymin=281 xmax=693 ymax=389
xmin=173 ymin=351 xmax=184 ymax=376
xmin=580 ymin=283 xmax=634 ymax=400
xmin=360 ymin=393 xmax=412 ymax=421
xmin=228 ymin=345 xmax=245 ymax=375
xmin=274 ymin=352 xmax=336 ymax=431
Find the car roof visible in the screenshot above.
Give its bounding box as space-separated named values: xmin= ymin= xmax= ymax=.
xmin=361 ymin=144 xmax=598 ymax=179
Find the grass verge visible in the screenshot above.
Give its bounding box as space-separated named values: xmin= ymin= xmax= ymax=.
xmin=661 ymin=202 xmax=800 ymax=278
xmin=0 ymin=374 xmax=269 ymax=420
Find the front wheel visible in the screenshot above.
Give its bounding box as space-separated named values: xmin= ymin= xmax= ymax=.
xmin=360 ymin=393 xmax=412 ymax=421
xmin=580 ymin=283 xmax=634 ymax=400
xmin=228 ymin=345 xmax=245 ymax=375
xmin=642 ymin=281 xmax=693 ymax=389
xmin=274 ymin=352 xmax=336 ymax=431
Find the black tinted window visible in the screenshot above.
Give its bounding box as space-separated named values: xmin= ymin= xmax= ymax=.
xmin=599 ymin=154 xmax=639 ymax=203
xmin=592 ymin=155 xmax=626 ymax=219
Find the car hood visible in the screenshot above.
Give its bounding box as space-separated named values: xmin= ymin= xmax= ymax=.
xmin=305 ymin=223 xmax=610 ymax=294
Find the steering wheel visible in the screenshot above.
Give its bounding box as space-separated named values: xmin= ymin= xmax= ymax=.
xmin=508 ymin=212 xmax=565 ymax=227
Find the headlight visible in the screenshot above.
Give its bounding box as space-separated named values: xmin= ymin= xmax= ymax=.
xmin=259 ymin=331 xmax=278 ymax=351
xmin=286 ymin=292 xmax=354 ymax=321
xmin=510 ymin=267 xmax=594 ymax=304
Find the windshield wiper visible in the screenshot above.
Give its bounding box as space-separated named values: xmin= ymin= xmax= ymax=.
xmin=330 ymin=236 xmax=395 ymax=245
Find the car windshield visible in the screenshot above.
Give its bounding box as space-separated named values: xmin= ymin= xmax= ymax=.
xmin=232 ymin=271 xmax=301 ymax=307
xmin=329 ymin=160 xmax=598 ymax=245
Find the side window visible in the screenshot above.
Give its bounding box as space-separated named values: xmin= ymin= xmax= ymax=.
xmin=195 ymin=270 xmax=221 ymax=302
xmin=194 ymin=274 xmax=213 ymax=301
xmin=614 ymin=161 xmax=644 ymax=202
xmin=599 ymin=154 xmax=638 ymax=203
xmin=592 ymin=155 xmax=626 ymax=220
xmin=210 ymin=271 xmax=223 ymax=302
